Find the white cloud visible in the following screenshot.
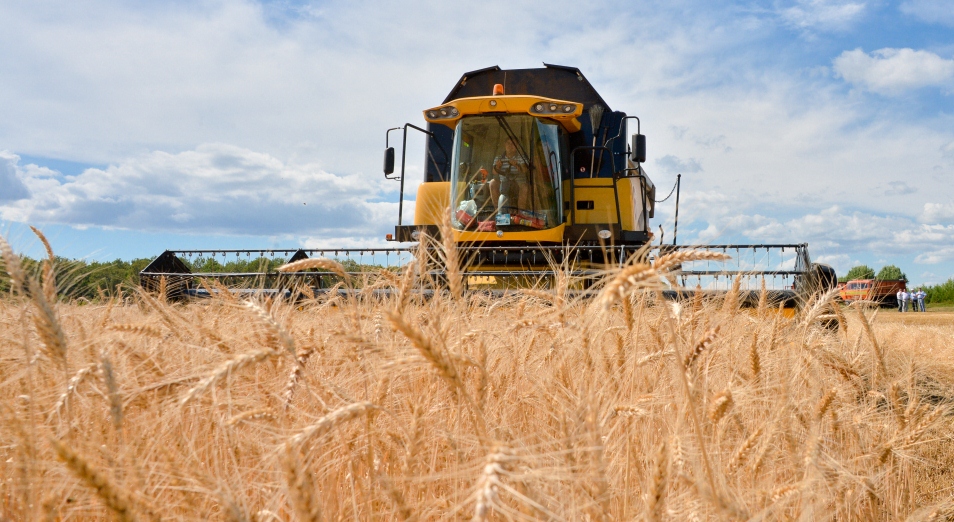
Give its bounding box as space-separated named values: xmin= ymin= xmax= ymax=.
xmin=779 ymin=0 xmax=866 ymax=32
xmin=0 ymin=146 xmax=398 ymax=238
xmin=0 ymin=1 xmax=952 ymax=276
xmin=833 ymin=48 xmax=954 ymax=95
xmin=667 ymin=195 xmax=954 ymax=269
xmin=920 ymin=202 xmax=954 ymax=224
xmin=899 ymin=0 xmax=954 ymax=27
xmin=655 ymin=155 xmax=703 ymax=174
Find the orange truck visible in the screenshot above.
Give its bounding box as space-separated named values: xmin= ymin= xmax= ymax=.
xmin=838 ymin=279 xmax=906 ymax=307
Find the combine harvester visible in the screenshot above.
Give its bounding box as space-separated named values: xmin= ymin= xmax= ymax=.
xmin=140 ymin=64 xmax=836 ymax=311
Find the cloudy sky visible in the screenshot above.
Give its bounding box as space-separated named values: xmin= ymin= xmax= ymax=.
xmin=1 ymin=0 xmax=953 ymax=283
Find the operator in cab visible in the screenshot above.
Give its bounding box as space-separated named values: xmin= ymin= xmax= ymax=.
xmin=489 ymin=138 xmax=530 ymax=215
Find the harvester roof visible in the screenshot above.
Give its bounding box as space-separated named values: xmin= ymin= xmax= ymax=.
xmin=442 ymin=64 xmax=611 ymax=111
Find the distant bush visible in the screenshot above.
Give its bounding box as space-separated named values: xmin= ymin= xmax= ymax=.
xmin=924 ymin=278 xmax=954 ymax=304
xmin=839 ymin=264 xmax=875 ymax=282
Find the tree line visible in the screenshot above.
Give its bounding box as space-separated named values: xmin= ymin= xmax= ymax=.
xmin=0 ymin=255 xmax=338 ymax=301
xmin=4 ymin=255 xmax=954 ymax=304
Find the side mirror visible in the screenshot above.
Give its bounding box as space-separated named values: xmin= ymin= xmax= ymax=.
xmin=383 ymin=147 xmax=395 ymax=176
xmin=631 ymin=134 xmax=646 ymax=163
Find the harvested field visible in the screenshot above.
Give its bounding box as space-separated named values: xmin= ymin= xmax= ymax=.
xmin=2 ymin=241 xmax=954 ymax=520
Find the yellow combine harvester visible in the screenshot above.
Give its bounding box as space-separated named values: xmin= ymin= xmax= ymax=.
xmin=387 ymin=64 xmax=653 ymax=250
xmin=141 ymin=64 xmax=836 ymax=308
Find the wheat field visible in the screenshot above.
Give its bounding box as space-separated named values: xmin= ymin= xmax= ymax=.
xmin=2 ymin=234 xmax=954 ymax=521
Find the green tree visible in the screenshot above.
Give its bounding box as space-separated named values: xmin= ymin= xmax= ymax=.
xmin=843 ymin=265 xmax=875 ymax=281
xmin=876 ymin=265 xmax=907 ymax=281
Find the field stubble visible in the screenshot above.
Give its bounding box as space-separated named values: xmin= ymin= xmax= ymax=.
xmin=2 ymin=233 xmax=954 ymax=520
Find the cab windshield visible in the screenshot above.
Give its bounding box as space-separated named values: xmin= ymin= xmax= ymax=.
xmin=450 ymin=115 xmax=564 ymax=232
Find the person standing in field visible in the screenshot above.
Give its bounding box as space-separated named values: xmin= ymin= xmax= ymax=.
xmin=897 ymin=289 xmax=904 ymax=312
xmin=918 ymin=289 xmax=927 ymax=312
xmin=901 ymin=290 xmax=909 ymax=312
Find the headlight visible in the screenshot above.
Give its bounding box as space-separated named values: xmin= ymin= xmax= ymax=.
xmin=598 ymin=229 xmax=612 ymax=239
xmin=411 ymin=230 xmax=421 ymax=240
xmin=563 ymin=105 xmax=574 ymax=112
xmin=426 ymin=106 xmax=459 ymax=120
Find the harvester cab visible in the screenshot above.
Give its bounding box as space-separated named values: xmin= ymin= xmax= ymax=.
xmin=385 ymin=64 xmax=655 ymax=249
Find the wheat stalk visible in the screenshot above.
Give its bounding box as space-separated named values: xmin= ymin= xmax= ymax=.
xmin=852 ymin=303 xmax=888 ymax=381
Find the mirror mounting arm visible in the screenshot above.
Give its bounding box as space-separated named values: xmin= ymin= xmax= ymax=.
xmin=383 ymin=123 xmax=450 ymax=227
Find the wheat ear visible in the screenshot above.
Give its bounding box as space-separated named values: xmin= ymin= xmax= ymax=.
xmin=646 ymin=441 xmax=668 ymax=522
xmin=181 ymin=347 xmax=279 ymax=405
xmin=29 ymin=278 xmax=68 ymax=368
xmin=0 ymin=234 xmax=27 ymax=294
xmin=281 ymin=445 xmax=321 ymax=522
xmin=51 ymin=363 xmax=98 ymax=419
xmin=709 ymin=388 xmax=734 ymax=423
xmin=730 ymin=426 xmax=764 ymax=471
xmin=108 ymin=323 xmax=165 ymax=338
xmin=243 ymin=300 xmax=296 ymax=359
xmin=386 ymin=311 xmax=460 ymax=388
xmin=51 ymin=438 xmax=138 ymax=522
xmin=473 ymin=447 xmax=510 ymax=522
xmin=685 ymin=324 xmax=721 ymax=369
xmin=101 ymin=353 xmax=123 ymax=430
xmin=277 ymin=258 xmax=350 ymax=281
xmin=29 ymin=226 xmax=57 ymax=303
xmin=599 ymin=263 xmax=659 ymax=310
xmin=652 ymin=250 xmax=731 ymax=273
xmin=286 ymin=401 xmax=377 ymax=448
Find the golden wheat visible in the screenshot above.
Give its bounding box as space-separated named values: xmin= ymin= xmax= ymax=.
xmin=1 ymin=235 xmax=953 ymax=520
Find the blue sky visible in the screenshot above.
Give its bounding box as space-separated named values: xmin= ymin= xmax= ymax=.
xmin=1 ymin=0 xmax=953 ymax=284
